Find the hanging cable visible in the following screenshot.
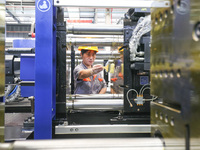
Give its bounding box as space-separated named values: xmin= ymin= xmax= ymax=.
xmin=126 ymin=89 xmax=138 ymax=107
xmin=139 ymin=83 xmax=150 ymax=95
xmin=141 ymin=87 xmax=150 ymax=95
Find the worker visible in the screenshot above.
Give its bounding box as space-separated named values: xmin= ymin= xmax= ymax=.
xmin=110 ymin=46 xmax=124 ymax=94
xmin=73 ymin=46 xmax=107 ymax=94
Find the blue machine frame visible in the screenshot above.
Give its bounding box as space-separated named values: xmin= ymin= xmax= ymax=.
xmin=35 ymin=0 xmax=56 ymax=139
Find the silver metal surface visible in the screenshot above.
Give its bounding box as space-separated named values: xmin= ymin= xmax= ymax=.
xmin=0 ymin=104 xmax=5 ymax=142
xmin=67 ymin=34 xmax=123 ymax=39
xmin=66 ymin=94 xmax=123 ymax=99
xmin=66 ymin=50 xmax=120 ymax=60
xmin=66 ymin=98 xmax=123 ymax=111
xmin=56 ymin=124 xmax=151 ymax=134
xmin=67 ymin=37 xmax=123 ymax=46
xmin=54 ymin=0 xmax=170 ymax=8
xmin=5 ymin=113 xmax=33 ymax=141
xmin=66 ymin=59 xmax=115 ymax=64
xmin=67 ymin=50 xmax=120 ymax=57
xmin=66 ymin=24 xmax=123 ymax=35
xmin=0 ymin=138 xmax=164 ymax=150
xmin=0 ymin=0 xmax=5 ymax=97
xmin=0 ymin=0 xmax=5 ymax=143
xmin=6 ymin=48 xmax=33 ymax=53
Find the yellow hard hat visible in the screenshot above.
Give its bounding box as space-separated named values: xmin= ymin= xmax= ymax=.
xmin=118 ymin=46 xmax=124 ymax=52
xmin=78 ymin=46 xmax=98 ymax=52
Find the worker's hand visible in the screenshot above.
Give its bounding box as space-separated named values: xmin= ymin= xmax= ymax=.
xmin=92 ymin=64 xmax=103 ymax=75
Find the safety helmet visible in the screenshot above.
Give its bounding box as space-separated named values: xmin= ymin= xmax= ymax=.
xmin=78 ymin=46 xmax=98 ymax=52
xmin=118 ymin=46 xmax=124 ymax=53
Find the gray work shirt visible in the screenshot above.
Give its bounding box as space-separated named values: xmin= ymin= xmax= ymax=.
xmin=73 ymin=62 xmax=107 ymax=94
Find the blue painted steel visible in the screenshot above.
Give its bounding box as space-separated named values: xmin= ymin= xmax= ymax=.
xmin=21 ymin=86 xmax=35 ymax=97
xmin=35 ymin=0 xmax=56 ymax=139
xmin=20 ymin=54 xmax=35 ymax=81
xmin=20 ymin=54 xmax=35 ymax=97
xmin=13 ymin=39 xmax=35 ymax=48
xmin=140 ymin=76 xmax=149 ymax=85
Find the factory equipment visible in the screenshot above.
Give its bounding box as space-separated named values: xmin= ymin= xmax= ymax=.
xmin=2 ymin=0 xmax=200 ymax=149
xmin=123 ymin=8 xmax=151 ymax=112
xmin=2 ymin=0 xmax=169 ymax=141
xmin=150 ymin=0 xmax=200 ymax=149
xmin=33 ymin=0 xmax=165 ymax=138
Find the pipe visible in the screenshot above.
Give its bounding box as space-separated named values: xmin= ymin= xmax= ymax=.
xmin=6 ymin=48 xmax=34 ymax=53
xmin=66 ymin=51 xmax=120 ymax=56
xmin=66 ymin=94 xmax=123 ymax=99
xmin=0 ymin=138 xmax=164 ymax=150
xmin=66 ymin=51 xmax=120 ymax=60
xmin=67 ymin=38 xmax=123 ymax=46
xmin=67 ymin=35 xmax=123 ymax=38
xmin=67 ymin=24 xmax=123 ymax=35
xmin=66 ymin=60 xmax=115 ymax=64
xmin=66 ymin=99 xmax=123 ymax=111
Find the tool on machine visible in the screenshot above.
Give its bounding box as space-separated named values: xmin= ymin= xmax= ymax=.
xmin=103 ymin=60 xmax=110 ymax=72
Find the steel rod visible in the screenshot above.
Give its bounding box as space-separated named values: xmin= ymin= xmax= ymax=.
xmin=67 ymin=38 xmax=123 ymax=46
xmin=66 ymin=94 xmax=123 ymax=99
xmin=0 ymin=138 xmax=164 ymax=150
xmin=66 ymin=99 xmax=123 ymax=111
xmin=66 ymin=24 xmax=123 ymax=35
xmin=67 ymin=51 xmax=120 ymax=56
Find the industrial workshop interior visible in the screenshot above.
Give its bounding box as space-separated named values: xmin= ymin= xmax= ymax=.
xmin=0 ymin=0 xmax=200 ymax=149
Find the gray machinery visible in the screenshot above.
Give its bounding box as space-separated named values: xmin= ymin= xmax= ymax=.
xmin=1 ymin=0 xmax=200 ymax=149
xmin=0 ymin=0 xmax=5 ymax=143
xmin=52 ymin=8 xmax=152 ymax=139
xmin=150 ymin=0 xmax=200 ymax=149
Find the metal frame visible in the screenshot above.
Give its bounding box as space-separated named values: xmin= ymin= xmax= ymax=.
xmin=34 ymin=0 xmax=170 ymax=140
xmin=55 ymin=124 xmax=151 ymax=134
xmin=34 ymin=0 xmax=56 ymax=139
xmin=54 ymin=0 xmax=170 ymax=8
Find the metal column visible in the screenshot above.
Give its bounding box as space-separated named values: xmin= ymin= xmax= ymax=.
xmin=56 ymin=7 xmax=66 ymax=119
xmin=35 ymin=0 xmax=56 ymax=139
xmin=0 ymin=0 xmax=5 ymax=143
xmin=70 ymin=46 xmax=75 ymax=94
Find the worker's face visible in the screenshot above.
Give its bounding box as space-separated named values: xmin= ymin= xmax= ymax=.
xmin=81 ymin=50 xmax=96 ymax=67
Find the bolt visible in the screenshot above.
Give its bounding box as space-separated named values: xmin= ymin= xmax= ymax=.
xmin=170 ymin=118 xmax=174 ymax=126
xmin=155 ymin=111 xmax=158 ymax=118
xmin=195 ymin=24 xmax=200 ymax=38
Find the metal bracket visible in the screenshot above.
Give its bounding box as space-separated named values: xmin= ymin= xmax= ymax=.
xmin=55 ymin=124 xmax=151 ymax=134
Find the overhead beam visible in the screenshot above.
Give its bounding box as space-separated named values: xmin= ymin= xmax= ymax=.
xmin=54 ymin=0 xmax=170 ymax=8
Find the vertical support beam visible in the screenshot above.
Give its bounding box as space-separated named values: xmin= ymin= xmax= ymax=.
xmin=35 ymin=0 xmax=56 ymax=139
xmin=105 ymin=8 xmax=111 ymax=24
xmin=56 ymin=7 xmax=66 ymax=118
xmin=123 ymin=23 xmax=134 ymax=112
xmin=71 ymin=45 xmax=75 ymax=94
xmin=0 ymin=0 xmax=5 ymax=143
